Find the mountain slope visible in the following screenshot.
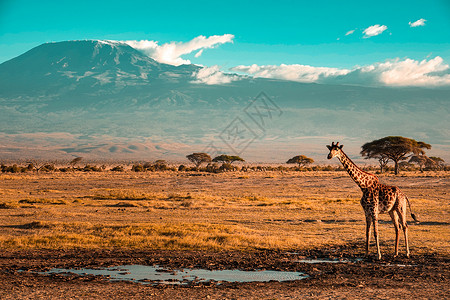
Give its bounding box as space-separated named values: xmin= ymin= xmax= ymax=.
xmin=0 ymin=40 xmax=199 ymax=96
xmin=0 ymin=40 xmax=448 ymax=161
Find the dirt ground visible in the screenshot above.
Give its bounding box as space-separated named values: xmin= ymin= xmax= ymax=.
xmin=1 ymin=247 xmax=448 ymax=299
xmin=0 ymin=171 xmax=448 ymax=299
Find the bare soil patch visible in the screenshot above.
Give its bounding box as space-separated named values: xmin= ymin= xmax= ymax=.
xmin=1 ymin=246 xmax=448 ymax=299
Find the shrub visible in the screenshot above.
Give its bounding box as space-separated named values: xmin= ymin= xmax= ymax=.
xmin=111 ymin=166 xmax=124 ymax=172
xmin=219 ymin=163 xmax=235 ymax=172
xmin=40 ymin=164 xmax=55 ymax=172
xmin=1 ymin=164 xmax=25 ymax=173
xmin=132 ymin=164 xmax=145 ymax=172
xmin=82 ymin=165 xmax=103 ymax=172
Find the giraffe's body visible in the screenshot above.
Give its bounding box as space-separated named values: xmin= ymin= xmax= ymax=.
xmin=327 ymin=142 xmax=417 ymax=259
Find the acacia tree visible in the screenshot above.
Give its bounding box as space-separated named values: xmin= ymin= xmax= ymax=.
xmin=429 ymin=157 xmax=445 ymax=170
xmin=286 ymin=155 xmax=314 ymax=168
xmin=186 ymin=153 xmax=212 ymax=168
xmin=212 ymin=155 xmax=245 ymax=164
xmin=362 ymin=153 xmax=390 ymax=173
xmin=69 ymin=157 xmax=83 ymax=170
xmin=409 ymin=155 xmax=434 ymax=172
xmin=361 ymin=136 xmax=431 ymax=175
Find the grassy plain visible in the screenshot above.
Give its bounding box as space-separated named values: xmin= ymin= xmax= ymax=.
xmin=0 ymin=170 xmax=448 ymax=256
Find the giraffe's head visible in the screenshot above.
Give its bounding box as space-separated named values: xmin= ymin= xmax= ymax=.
xmin=326 ymin=142 xmax=344 ymax=159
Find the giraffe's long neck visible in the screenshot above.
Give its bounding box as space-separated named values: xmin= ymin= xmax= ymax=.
xmin=338 ymin=151 xmax=378 ymax=189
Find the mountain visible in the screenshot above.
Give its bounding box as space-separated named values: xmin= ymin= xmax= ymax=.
xmin=0 ymin=40 xmax=449 ymax=162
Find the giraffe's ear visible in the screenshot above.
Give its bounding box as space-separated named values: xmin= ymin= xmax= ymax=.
xmin=339 ymin=145 xmax=344 ymax=149
xmin=326 ymin=145 xmax=332 ymax=150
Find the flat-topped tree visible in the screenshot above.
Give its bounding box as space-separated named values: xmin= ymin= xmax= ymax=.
xmin=68 ymin=157 xmax=83 ymax=171
xmin=409 ymin=155 xmax=434 ymax=172
xmin=186 ymin=153 xmax=212 ymax=168
xmin=429 ymin=157 xmax=445 ymax=170
xmin=212 ymin=155 xmax=245 ymax=164
xmin=286 ymin=155 xmax=314 ymax=168
xmin=361 ymin=136 xmax=431 ymax=175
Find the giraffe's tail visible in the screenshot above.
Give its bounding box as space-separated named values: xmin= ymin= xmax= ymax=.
xmin=405 ymin=195 xmax=418 ymax=222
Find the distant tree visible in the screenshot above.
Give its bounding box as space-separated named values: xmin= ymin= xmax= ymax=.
xmin=428 ymin=157 xmax=445 ymax=170
xmin=398 ymin=161 xmax=414 ymax=171
xmin=212 ymin=155 xmax=245 ymax=164
xmin=361 ymin=136 xmax=431 ymax=175
xmin=409 ymin=155 xmax=434 ymax=172
xmin=69 ymin=157 xmax=83 ymax=169
xmin=361 ymin=153 xmax=390 ymax=174
xmin=286 ymin=155 xmax=314 ymax=167
xmin=186 ymin=153 xmax=212 ymax=168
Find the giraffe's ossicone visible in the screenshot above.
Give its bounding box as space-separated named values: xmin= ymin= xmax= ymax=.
xmin=327 ymin=142 xmax=418 ymax=259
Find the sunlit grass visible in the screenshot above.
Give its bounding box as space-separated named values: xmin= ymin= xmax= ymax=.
xmin=0 ymin=221 xmax=330 ymax=251
xmin=0 ymin=171 xmax=448 ymax=255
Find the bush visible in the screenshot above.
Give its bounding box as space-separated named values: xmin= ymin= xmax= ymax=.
xmin=111 ymin=165 xmax=124 ymax=172
xmin=82 ymin=165 xmax=103 ymax=172
xmin=219 ymin=163 xmax=235 ymax=172
xmin=40 ymin=164 xmax=55 ymax=172
xmin=132 ymin=164 xmax=145 ymax=172
xmin=1 ymin=164 xmax=27 ymax=173
xmin=205 ymin=163 xmax=220 ymax=173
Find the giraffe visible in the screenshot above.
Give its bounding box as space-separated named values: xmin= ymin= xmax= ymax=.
xmin=326 ymin=142 xmax=418 ymax=259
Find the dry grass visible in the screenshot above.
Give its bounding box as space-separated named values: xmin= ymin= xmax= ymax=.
xmin=0 ymin=171 xmax=448 ymax=255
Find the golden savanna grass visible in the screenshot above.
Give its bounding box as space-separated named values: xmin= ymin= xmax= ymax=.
xmin=0 ymin=171 xmax=448 ymax=254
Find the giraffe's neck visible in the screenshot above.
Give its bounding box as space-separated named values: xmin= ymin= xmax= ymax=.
xmin=338 ymin=151 xmax=378 ymax=189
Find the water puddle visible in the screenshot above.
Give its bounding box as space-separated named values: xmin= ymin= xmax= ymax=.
xmin=296 ymin=258 xmax=363 ymax=264
xmin=40 ymin=265 xmax=308 ymax=285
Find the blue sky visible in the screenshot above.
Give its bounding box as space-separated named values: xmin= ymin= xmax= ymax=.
xmin=1 ymin=0 xmax=450 ymax=86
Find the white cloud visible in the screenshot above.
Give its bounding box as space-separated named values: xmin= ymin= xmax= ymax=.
xmin=368 ymin=56 xmax=450 ymax=86
xmin=363 ymin=24 xmax=387 ymax=38
xmin=124 ymin=34 xmax=234 ymax=66
xmin=192 ymin=65 xmax=240 ymax=85
xmin=409 ymin=18 xmax=426 ymax=27
xmin=194 ymin=49 xmax=204 ymax=58
xmin=231 ymin=64 xmax=350 ymax=83
xmin=345 ymin=29 xmax=355 ymax=36
xmin=230 ymin=57 xmax=450 ymax=87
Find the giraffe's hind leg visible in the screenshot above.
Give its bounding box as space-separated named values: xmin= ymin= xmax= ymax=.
xmin=372 ymin=216 xmax=381 ymax=260
xmin=365 ymin=214 xmax=372 ymax=257
xmin=397 ymin=205 xmax=410 ymax=258
xmin=389 ymin=210 xmax=400 ymax=257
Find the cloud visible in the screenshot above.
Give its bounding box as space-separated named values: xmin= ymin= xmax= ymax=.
xmin=231 ymin=57 xmax=450 ymax=87
xmin=194 ymin=49 xmax=203 ymax=58
xmin=368 ymin=56 xmax=450 ymax=86
xmin=231 ymin=64 xmax=350 ymax=83
xmin=124 ymin=34 xmax=234 ymax=66
xmin=345 ymin=29 xmax=355 ymax=36
xmin=409 ymin=18 xmax=426 ymax=27
xmin=192 ymin=66 xmax=241 ymax=85
xmin=363 ymin=24 xmax=387 ymax=38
